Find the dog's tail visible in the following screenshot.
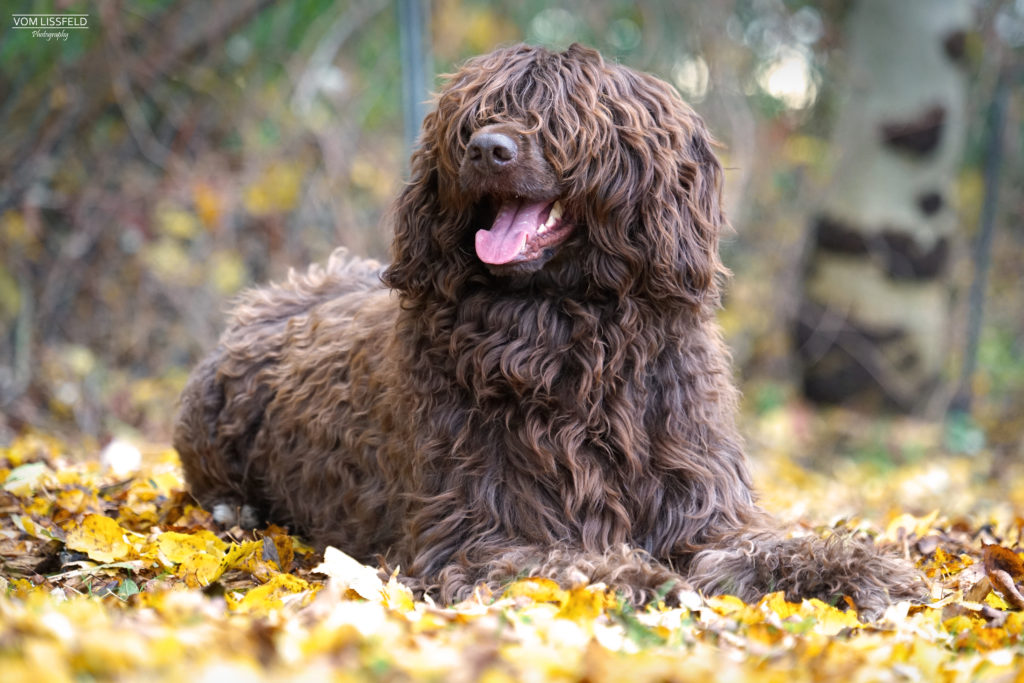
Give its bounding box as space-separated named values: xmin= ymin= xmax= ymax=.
xmin=686 ymin=524 xmax=927 ymax=619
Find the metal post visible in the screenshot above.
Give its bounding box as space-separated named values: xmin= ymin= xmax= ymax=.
xmin=398 ymin=0 xmax=430 ymax=161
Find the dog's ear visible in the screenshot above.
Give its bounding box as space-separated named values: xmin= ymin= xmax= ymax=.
xmin=632 ymin=76 xmax=726 ymax=310
xmin=384 ymin=65 xmax=486 ymax=302
xmin=668 ymin=114 xmax=728 ymax=308
xmin=578 ymin=66 xmax=727 ymax=310
xmin=382 ymin=107 xmax=470 ymax=302
xmin=382 ymin=137 xmax=439 ymax=300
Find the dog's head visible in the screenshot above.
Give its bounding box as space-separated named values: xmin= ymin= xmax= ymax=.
xmin=384 ymin=43 xmax=726 ymax=309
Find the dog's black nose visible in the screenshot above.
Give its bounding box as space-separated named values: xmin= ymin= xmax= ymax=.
xmin=467 ymin=132 xmax=518 ymax=171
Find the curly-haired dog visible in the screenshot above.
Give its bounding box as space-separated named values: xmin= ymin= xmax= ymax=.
xmin=175 ymin=44 xmax=924 ymax=615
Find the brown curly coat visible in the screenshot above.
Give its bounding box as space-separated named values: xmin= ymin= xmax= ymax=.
xmin=174 ymin=44 xmax=924 ymax=615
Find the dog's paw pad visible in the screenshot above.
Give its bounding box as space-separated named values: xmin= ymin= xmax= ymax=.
xmin=211 ymin=503 xmax=260 ymax=529
xmin=239 ymin=505 xmax=260 ymax=529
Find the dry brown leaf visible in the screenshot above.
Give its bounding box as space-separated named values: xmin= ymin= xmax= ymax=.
xmin=982 ymin=543 xmax=1024 ymax=581
xmin=988 ymin=569 xmax=1024 ymax=610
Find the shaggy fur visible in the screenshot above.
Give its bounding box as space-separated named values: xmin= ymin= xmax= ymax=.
xmin=174 ymin=44 xmax=924 ymax=616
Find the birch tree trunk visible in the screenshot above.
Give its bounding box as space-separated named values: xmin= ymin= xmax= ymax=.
xmin=794 ymin=0 xmax=971 ymax=414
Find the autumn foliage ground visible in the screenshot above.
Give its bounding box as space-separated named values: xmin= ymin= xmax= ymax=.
xmin=2 ymin=404 xmax=1024 ymax=682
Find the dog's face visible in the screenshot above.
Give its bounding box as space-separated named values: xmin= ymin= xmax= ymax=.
xmin=458 ymin=123 xmax=571 ymax=276
xmin=386 ymin=44 xmax=726 ymax=308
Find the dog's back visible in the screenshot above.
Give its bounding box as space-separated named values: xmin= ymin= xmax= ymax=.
xmin=174 ymin=251 xmax=401 ymax=545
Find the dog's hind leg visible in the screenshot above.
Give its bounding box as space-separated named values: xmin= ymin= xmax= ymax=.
xmin=173 ymin=348 xmax=270 ymax=529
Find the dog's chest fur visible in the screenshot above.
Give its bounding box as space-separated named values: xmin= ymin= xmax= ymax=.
xmin=394 ymin=294 xmax=672 ymax=549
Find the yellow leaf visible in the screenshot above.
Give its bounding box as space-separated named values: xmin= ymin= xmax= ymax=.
xmin=155 ymin=204 xmax=199 ymax=240
xmin=1005 ymin=611 xmax=1024 ymax=635
xmin=11 ymin=514 xmax=62 ymax=541
xmin=243 ymin=162 xmax=302 ymax=216
xmin=148 ymin=530 xmax=228 ymax=587
xmin=55 ymin=488 xmax=101 ymax=515
xmin=25 ymin=495 xmax=53 ymax=517
xmin=942 ymin=614 xmax=979 ymax=634
xmin=885 ymin=510 xmax=939 ymax=541
xmin=221 ymin=539 xmax=260 ymax=565
xmin=117 ymin=501 xmax=159 ymax=530
xmin=177 ymin=552 xmax=224 ymax=588
xmin=503 ymin=577 xmax=568 ymax=606
xmin=7 ymin=577 xmax=36 ymax=598
xmin=209 ymin=251 xmax=246 ymax=295
xmin=759 ymin=591 xmax=801 ymax=619
xmin=382 ymin=570 xmax=415 ymax=613
xmin=227 ymin=573 xmax=317 ymax=615
xmin=220 ymin=540 xmax=278 ymax=583
xmin=557 ymin=585 xmax=615 ymax=623
xmin=143 ymin=238 xmax=198 ymax=286
xmin=746 ymin=621 xmax=787 ymax=647
xmin=705 ymin=594 xmax=747 ymax=615
xmin=261 ymin=526 xmax=295 ymax=572
xmin=148 ymin=469 xmax=185 ymax=496
xmin=800 ymin=598 xmax=861 ymax=635
xmin=155 ymin=530 xmax=227 ymax=563
xmin=65 ymin=514 xmax=141 ymax=563
xmin=984 ymin=591 xmax=1011 ymax=610
xmin=192 ymin=182 xmax=223 ymax=228
xmin=919 ymin=547 xmax=974 ymax=579
xmin=3 ymin=433 xmax=62 ymax=466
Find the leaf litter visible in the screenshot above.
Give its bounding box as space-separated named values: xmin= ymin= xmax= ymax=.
xmin=1 ymin=414 xmax=1023 ymax=682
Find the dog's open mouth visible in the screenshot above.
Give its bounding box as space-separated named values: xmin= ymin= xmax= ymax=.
xmin=474 ymin=199 xmax=574 ymax=266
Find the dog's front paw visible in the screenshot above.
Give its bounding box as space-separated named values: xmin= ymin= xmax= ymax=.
xmin=211 ymin=502 xmax=261 ymax=529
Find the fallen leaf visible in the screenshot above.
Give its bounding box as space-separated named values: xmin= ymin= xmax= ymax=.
xmin=503 ymin=577 xmax=568 ymax=606
xmin=557 ymin=585 xmax=616 ymax=623
xmin=982 ymin=544 xmax=1024 ymax=581
xmin=381 ymin=569 xmax=416 ymax=613
xmin=227 ymin=573 xmax=318 ymax=615
xmin=311 ymin=546 xmax=383 ymax=601
xmin=65 ymin=514 xmax=142 ymax=563
xmin=988 ymin=569 xmax=1024 ymax=610
xmin=4 ymin=461 xmax=55 ymax=495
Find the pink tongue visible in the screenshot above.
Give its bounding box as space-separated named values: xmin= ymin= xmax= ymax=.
xmin=475 ymin=200 xmax=550 ymax=264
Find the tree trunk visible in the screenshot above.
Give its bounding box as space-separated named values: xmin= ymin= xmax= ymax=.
xmin=794 ymin=0 xmax=971 ymax=414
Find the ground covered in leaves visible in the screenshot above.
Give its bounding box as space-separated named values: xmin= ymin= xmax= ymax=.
xmin=2 ymin=408 xmax=1024 ymax=682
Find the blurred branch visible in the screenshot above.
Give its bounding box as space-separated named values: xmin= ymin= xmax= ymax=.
xmin=36 ymin=185 xmax=113 ymax=343
xmin=0 ymin=0 xmax=275 ymax=212
xmin=952 ymin=59 xmax=1016 ymax=414
xmin=0 ymin=269 xmax=34 ymax=409
xmin=291 ymin=0 xmax=389 ymax=115
xmin=122 ymin=1 xmax=275 ymax=86
xmin=100 ymin=3 xmax=172 ymax=168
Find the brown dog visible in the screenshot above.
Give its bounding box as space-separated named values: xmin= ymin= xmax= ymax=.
xmin=174 ymin=44 xmax=924 ymax=615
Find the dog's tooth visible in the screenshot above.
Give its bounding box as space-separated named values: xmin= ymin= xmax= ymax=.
xmin=538 ymin=201 xmax=562 ymax=233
